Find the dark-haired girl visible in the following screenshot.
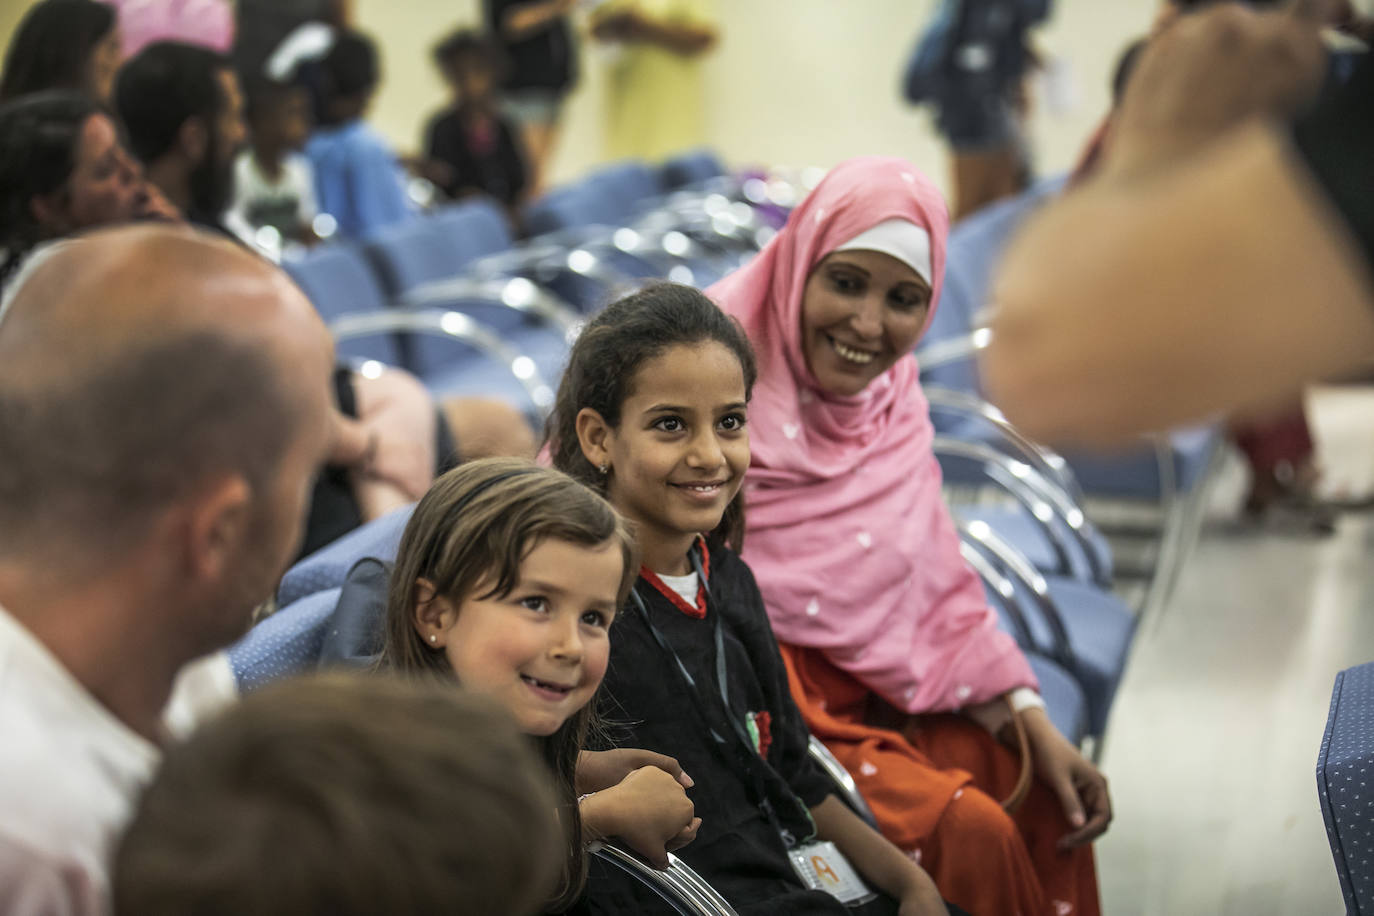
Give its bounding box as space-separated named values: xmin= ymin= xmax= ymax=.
xmin=548 ymin=283 xmax=950 ymax=915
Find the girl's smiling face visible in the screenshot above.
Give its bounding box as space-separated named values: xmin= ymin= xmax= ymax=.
xmin=415 ymin=537 xmax=623 ymax=736
xmin=579 ymin=340 xmax=750 ymax=575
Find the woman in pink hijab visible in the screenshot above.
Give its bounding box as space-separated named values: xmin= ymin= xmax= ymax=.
xmin=708 ymin=156 xmax=1110 ymax=916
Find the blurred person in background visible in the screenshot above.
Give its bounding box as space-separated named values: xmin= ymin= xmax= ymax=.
xmin=984 ymin=0 xmax=1373 ymax=446
xmin=0 ymin=92 xmax=165 ymax=291
xmin=485 ymin=0 xmax=577 ymax=195
xmin=227 ymin=77 xmax=320 ymax=246
xmin=114 ymin=41 xmax=246 ymax=231
xmin=303 ymin=28 xmax=415 ymax=239
xmin=419 ymin=29 xmax=529 ymax=214
xmin=902 ymin=0 xmax=1051 ymax=221
xmin=113 ymin=39 xmax=533 ymax=556
xmin=590 ymin=0 xmax=719 ymax=161
xmin=0 ymin=0 xmax=122 ymax=104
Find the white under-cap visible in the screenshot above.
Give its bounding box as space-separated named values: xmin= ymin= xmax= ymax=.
xmin=832 ymin=218 xmax=932 ymax=284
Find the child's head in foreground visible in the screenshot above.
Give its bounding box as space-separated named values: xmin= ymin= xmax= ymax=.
xmin=113 ymin=672 xmax=562 ymax=916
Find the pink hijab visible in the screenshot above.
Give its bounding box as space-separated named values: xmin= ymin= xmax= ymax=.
xmin=708 ymin=157 xmax=1036 ymax=714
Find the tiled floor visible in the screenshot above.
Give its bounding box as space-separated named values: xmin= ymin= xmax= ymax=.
xmin=1096 ymin=388 xmax=1374 ymax=915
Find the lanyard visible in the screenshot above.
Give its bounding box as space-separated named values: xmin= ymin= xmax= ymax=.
xmin=628 ymin=546 xmax=813 ymax=847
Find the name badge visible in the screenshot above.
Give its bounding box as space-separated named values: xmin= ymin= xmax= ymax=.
xmin=787 ymin=840 xmax=877 ymax=906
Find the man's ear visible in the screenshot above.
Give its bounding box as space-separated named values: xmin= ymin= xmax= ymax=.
xmin=575 ymin=407 xmax=615 ymax=473
xmin=412 ymin=577 xmax=459 ymax=648
xmin=177 ymin=117 xmax=209 ymax=166
xmin=184 ymin=473 xmax=253 ymax=585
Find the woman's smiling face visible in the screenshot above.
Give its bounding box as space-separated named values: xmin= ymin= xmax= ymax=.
xmin=799 ymin=248 xmax=932 ymax=397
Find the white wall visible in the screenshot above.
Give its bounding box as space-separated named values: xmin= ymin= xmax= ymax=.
xmin=0 ymin=0 xmax=1161 ymax=196
xmin=355 ymin=0 xmax=1161 ymax=196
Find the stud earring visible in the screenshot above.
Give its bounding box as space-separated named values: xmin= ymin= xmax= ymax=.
xmin=598 ymin=464 xmax=609 ymax=475
xmin=429 ymin=634 xmax=438 ymax=644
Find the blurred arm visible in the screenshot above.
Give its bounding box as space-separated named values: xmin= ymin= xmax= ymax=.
xmin=984 ymin=120 xmax=1374 ymax=446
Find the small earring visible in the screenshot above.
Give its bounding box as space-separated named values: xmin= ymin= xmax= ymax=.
xmin=598 ymin=464 xmax=609 ymax=475
xmin=429 ymin=634 xmax=438 ymax=644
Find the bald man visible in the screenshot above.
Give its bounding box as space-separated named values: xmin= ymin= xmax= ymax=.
xmin=0 ymin=225 xmax=335 ymax=915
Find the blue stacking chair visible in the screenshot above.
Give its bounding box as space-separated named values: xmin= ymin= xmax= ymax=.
xmin=1319 ymin=661 xmax=1374 ymax=914
xmin=285 ymin=241 xmax=551 ymax=418
xmin=961 ymin=518 xmax=1135 ymax=739
xmin=228 ymin=587 xmax=343 ymax=691
xmin=963 ymin=539 xmax=1093 ymax=745
xmin=279 ymin=504 xmax=412 ymax=606
xmin=362 ymin=207 xmax=577 ymax=388
xmin=282 ymin=244 xmax=404 ymax=366
xmin=919 ymin=175 xmax=1222 ymax=613
xmin=660 ymin=148 xmax=728 ymax=190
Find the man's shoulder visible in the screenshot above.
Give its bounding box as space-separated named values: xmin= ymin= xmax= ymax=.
xmin=0 ymin=699 xmax=126 ymax=866
xmin=0 ymin=630 xmax=155 ymax=866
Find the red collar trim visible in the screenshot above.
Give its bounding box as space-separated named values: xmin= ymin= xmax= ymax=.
xmin=639 ymin=539 xmax=711 ymax=619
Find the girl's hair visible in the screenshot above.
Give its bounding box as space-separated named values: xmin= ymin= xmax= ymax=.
xmin=546 ymin=282 xmax=759 ymax=550
xmin=377 ymin=457 xmax=636 ymax=911
xmin=0 ymin=0 xmax=116 ymax=103
xmin=0 ymin=91 xmax=102 ymax=286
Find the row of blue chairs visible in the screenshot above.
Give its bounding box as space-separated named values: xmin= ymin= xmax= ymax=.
xmin=269 ymin=151 xmax=1151 ymax=751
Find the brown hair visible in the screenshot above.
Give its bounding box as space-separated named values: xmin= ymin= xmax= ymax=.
xmin=0 ymin=329 xmax=300 ymax=564
xmin=377 ymin=456 xmax=636 ymax=909
xmin=113 ymin=673 xmax=563 ymax=916
xmin=544 ymin=282 xmax=759 ymax=551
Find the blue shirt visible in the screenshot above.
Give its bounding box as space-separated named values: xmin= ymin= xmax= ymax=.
xmin=305 ymin=121 xmax=414 ymax=240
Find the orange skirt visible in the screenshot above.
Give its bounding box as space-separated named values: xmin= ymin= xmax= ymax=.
xmin=781 ymin=644 xmax=1100 ymax=916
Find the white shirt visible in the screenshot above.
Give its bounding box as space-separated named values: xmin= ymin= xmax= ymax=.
xmin=227 ymin=150 xmax=318 ymax=238
xmin=656 ymin=570 xmax=700 ymax=608
xmin=0 ymin=606 xmax=236 ymax=916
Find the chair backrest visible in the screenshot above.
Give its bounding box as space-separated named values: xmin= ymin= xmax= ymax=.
xmin=1319 ymin=661 xmax=1374 ymax=915
xmin=523 ymin=183 xmax=622 ymax=235
xmin=365 ymin=202 xmax=517 ymax=298
xmin=278 ymin=505 xmax=413 ymax=607
xmin=282 ymin=244 xmax=403 ymax=365
xmin=432 ymin=199 xmax=515 ymax=263
xmin=660 ymin=149 xmax=727 ymax=189
xmin=228 ymin=587 xmax=343 ymax=691
xmin=585 ymin=159 xmax=663 ymax=218
xmin=921 ymin=174 xmax=1066 ymax=398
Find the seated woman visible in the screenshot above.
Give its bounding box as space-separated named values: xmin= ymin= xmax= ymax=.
xmin=707 ymin=156 xmax=1111 ymax=916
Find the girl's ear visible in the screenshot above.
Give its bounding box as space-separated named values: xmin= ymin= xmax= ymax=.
xmin=411 ymin=577 xmax=459 ymax=648
xmin=575 ymin=407 xmax=615 ymax=473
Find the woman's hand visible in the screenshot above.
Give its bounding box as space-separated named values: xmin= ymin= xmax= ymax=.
xmin=580 ymin=766 xmax=701 ymax=869
xmin=576 ymin=748 xmax=693 ymax=795
xmin=1021 ymin=707 xmax=1112 ymax=849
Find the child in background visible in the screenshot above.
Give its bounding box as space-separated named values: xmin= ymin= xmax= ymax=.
xmin=304 ymin=28 xmax=414 ymax=239
xmin=113 ymin=673 xmax=564 ymax=916
xmin=227 ymin=77 xmax=320 ymax=245
xmin=377 ymin=458 xmax=700 ymax=911
xmin=547 ymin=284 xmax=952 ymax=915
xmin=422 ymin=29 xmax=529 ymax=212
